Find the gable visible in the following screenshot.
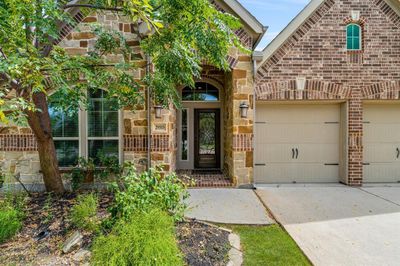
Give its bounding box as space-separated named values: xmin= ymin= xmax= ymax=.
xmin=57 ymin=0 xmax=265 ymax=51
xmin=257 ymin=0 xmax=400 ymax=78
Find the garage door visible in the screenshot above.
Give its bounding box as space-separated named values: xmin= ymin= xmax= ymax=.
xmin=364 ymin=104 xmax=400 ymax=183
xmin=255 ymin=104 xmax=340 ymax=184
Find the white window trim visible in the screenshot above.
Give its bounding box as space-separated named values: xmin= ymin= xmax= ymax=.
xmin=347 ymin=23 xmax=362 ymax=51
xmin=81 ymin=97 xmax=123 ymax=164
xmin=54 ymin=93 xmax=123 ymax=169
xmin=181 ymin=108 xmax=189 ymax=161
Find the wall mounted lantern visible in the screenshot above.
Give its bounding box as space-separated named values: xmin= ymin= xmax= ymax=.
xmin=154 ymin=105 xmax=163 ymax=118
xmin=240 ymin=102 xmax=249 ymax=118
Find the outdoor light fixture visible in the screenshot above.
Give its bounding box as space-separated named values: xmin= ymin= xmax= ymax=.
xmin=240 ymin=102 xmax=249 ymax=118
xmin=154 ymin=105 xmax=163 ymax=118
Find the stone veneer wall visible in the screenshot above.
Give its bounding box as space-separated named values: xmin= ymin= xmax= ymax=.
xmin=0 ymin=11 xmax=176 ymax=183
xmin=256 ymin=0 xmax=400 ymax=186
xmin=0 ymin=7 xmax=257 ymax=186
xmin=225 ymin=48 xmax=255 ymax=186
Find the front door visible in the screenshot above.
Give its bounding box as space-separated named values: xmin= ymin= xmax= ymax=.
xmin=194 ymin=109 xmax=221 ymax=169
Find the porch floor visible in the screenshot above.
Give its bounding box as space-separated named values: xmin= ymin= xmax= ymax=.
xmin=177 ymin=170 xmax=233 ymax=188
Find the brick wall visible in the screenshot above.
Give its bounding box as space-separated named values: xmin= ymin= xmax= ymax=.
xmin=256 ymin=0 xmax=400 ymax=185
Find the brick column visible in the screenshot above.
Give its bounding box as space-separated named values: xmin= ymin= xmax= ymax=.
xmin=347 ymin=89 xmax=363 ymax=186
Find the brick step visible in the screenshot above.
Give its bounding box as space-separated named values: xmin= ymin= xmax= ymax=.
xmin=177 ymin=170 xmax=234 ymax=188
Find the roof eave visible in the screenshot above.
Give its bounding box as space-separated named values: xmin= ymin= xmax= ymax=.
xmin=223 ymin=0 xmax=265 ymax=34
xmin=257 ymin=0 xmax=325 ymax=69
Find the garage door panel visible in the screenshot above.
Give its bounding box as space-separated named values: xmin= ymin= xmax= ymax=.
xmin=255 ymin=144 xmax=339 ymax=163
xmin=294 ymin=144 xmax=339 ymax=163
xmin=254 ymin=144 xmax=293 ymax=163
xmin=256 ymin=124 xmax=339 ymax=143
xmin=364 ymin=104 xmax=400 ymax=183
xmin=364 ymin=124 xmax=400 ymax=142
xmin=364 ymin=164 xmax=400 ymax=183
xmin=257 ymin=104 xmax=340 ymax=123
xmin=364 ymin=105 xmax=400 ymax=123
xmin=255 ymin=104 xmax=340 ymax=184
xmin=255 ymin=164 xmax=339 ymax=184
xmin=364 ymin=144 xmax=400 ymax=162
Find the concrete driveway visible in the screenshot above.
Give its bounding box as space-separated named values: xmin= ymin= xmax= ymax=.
xmin=256 ymin=184 xmax=400 ymax=266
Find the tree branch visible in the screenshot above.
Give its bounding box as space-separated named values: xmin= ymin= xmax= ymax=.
xmin=63 ymin=4 xmax=123 ymax=12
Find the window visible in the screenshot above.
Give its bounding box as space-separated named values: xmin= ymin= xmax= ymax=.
xmin=49 ymin=89 xmax=120 ymax=167
xmin=49 ymin=106 xmax=79 ymax=167
xmin=182 ymin=82 xmax=219 ymax=101
xmin=181 ymin=109 xmax=188 ymax=161
xmin=87 ymin=90 xmax=119 ymax=164
xmin=347 ymin=24 xmax=361 ymax=51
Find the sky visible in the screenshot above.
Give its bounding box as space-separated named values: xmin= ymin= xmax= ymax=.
xmin=238 ymin=0 xmax=311 ymax=51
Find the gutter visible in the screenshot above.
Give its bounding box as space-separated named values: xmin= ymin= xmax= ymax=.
xmin=251 ymin=51 xmax=264 ymax=189
xmin=253 ymin=26 xmax=269 ymax=51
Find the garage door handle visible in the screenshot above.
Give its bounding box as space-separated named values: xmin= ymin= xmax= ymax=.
xmin=397 ymin=148 xmax=400 ymax=159
xmin=296 ymin=148 xmax=299 ymax=159
xmin=292 ymin=148 xmax=295 ymax=159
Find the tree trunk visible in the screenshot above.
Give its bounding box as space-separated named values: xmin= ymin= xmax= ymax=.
xmin=26 ymin=92 xmax=65 ymax=193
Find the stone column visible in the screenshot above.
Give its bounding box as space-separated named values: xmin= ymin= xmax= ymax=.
xmin=230 ymin=54 xmax=254 ymax=186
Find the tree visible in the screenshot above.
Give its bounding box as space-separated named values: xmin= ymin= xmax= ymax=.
xmin=0 ymin=0 xmax=245 ymax=193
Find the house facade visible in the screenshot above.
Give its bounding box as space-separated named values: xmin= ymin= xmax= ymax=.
xmin=1 ymin=0 xmax=400 ymax=188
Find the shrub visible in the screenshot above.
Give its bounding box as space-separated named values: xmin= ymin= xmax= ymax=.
xmin=0 ymin=193 xmax=26 ymax=243
xmin=91 ymin=209 xmax=184 ymax=266
xmin=0 ymin=171 xmax=5 ymax=188
xmin=0 ymin=208 xmax=23 ymax=243
xmin=110 ymin=168 xmax=189 ymax=222
xmin=68 ymin=156 xmax=133 ymax=190
xmin=70 ymin=194 xmax=99 ymax=232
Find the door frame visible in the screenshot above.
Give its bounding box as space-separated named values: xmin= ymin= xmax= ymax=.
xmin=194 ymin=109 xmax=221 ymax=169
xmin=176 ymin=102 xmax=223 ymax=170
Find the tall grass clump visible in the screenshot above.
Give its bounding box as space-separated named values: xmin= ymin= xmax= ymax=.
xmin=91 ymin=209 xmax=184 ymax=266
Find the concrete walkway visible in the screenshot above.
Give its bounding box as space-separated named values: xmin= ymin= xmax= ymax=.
xmin=185 ymin=189 xmax=273 ymax=225
xmin=256 ymin=184 xmax=400 ymax=266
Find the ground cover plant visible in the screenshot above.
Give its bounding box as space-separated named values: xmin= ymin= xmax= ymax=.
xmin=91 ymin=209 xmax=184 ymax=266
xmin=70 ymin=193 xmax=100 ymax=232
xmin=230 ymin=225 xmax=311 ymax=266
xmin=0 ymin=193 xmax=26 ymax=243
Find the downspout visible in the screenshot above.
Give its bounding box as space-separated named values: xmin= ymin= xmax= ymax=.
xmin=252 ymin=58 xmax=257 ymax=189
xmin=252 ymin=51 xmax=264 ymax=189
xmin=146 ymin=55 xmax=152 ymax=170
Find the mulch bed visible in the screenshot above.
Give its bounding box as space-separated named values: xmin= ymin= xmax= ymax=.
xmin=0 ymin=192 xmax=113 ymax=266
xmin=0 ymin=193 xmax=231 ymax=266
xmin=177 ymin=220 xmax=230 ymax=266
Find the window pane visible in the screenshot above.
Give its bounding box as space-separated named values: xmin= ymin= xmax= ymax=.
xmin=103 ymin=112 xmax=119 ymax=137
xmin=49 ymin=107 xmax=63 ymax=137
xmin=182 ymin=82 xmax=219 ymax=102
xmin=88 ymin=111 xmax=102 ymax=137
xmin=55 ymin=140 xmax=79 ymax=167
xmin=181 ymin=109 xmax=188 ymax=161
xmin=353 ymin=37 xmax=360 ymax=50
xmin=347 ymin=25 xmax=353 ymax=37
xmin=347 ymin=37 xmax=353 ymax=50
xmin=352 ymin=25 xmax=360 ymax=36
xmin=88 ymin=140 xmax=119 ymax=165
xmin=49 ymin=106 xmax=78 ymax=138
xmin=88 ymin=89 xmax=119 ymax=137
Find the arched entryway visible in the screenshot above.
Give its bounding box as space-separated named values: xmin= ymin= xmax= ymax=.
xmin=177 ymin=81 xmax=224 ymax=170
